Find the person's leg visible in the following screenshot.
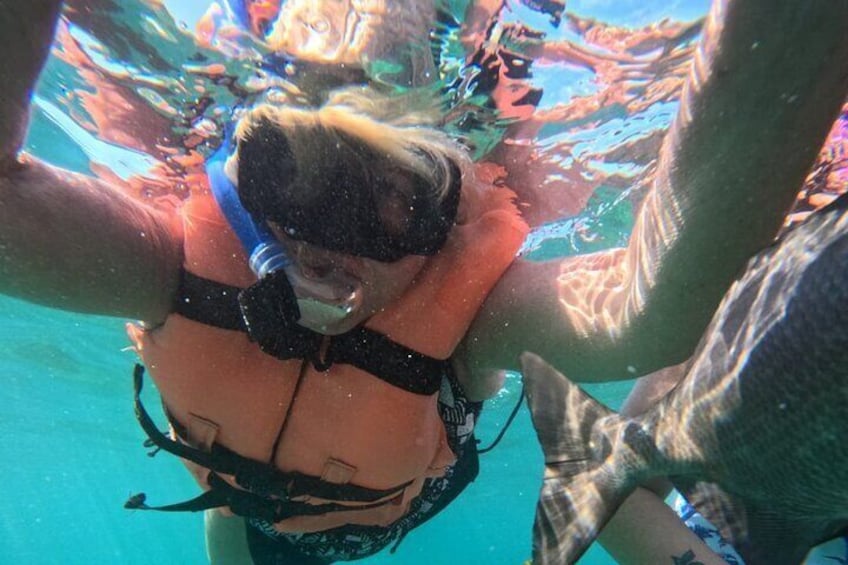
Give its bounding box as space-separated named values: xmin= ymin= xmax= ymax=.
xmin=618 ymin=360 xmax=689 ymax=418
xmin=243 ymin=526 xmax=333 ymax=565
xmin=205 ymin=510 xmax=253 ymax=565
xmin=617 ymin=361 xmax=690 ymax=498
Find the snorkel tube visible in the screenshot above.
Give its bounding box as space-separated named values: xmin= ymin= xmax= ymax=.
xmin=206 ymin=145 xmax=362 ymax=332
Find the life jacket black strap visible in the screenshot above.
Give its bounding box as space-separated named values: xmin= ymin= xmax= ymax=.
xmin=326 ymin=328 xmax=445 ymax=395
xmin=132 ymin=364 xmax=411 ymax=503
xmin=126 ymin=472 xmax=402 ymax=525
xmin=172 ymin=271 xmax=448 ymax=396
xmin=173 ymin=270 xmax=245 ymax=331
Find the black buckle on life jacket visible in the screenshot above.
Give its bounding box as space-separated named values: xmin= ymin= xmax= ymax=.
xmin=237 ymin=270 xmax=324 ymax=363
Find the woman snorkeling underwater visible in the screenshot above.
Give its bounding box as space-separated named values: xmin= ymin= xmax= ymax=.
xmin=2 ymin=1 xmax=848 ymax=563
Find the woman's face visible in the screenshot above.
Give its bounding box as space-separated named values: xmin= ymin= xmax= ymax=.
xmin=273 ymin=231 xmax=428 ymax=335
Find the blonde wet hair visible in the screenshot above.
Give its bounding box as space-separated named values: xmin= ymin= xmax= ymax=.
xmin=229 ymin=87 xmax=479 ymax=208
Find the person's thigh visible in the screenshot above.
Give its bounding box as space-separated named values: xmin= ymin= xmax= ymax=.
xmin=205 ymin=510 xmax=253 ymax=565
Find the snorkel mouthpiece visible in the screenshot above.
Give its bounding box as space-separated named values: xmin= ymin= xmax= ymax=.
xmin=249 ymin=241 xmax=362 ymax=330
xmin=288 ymin=278 xmax=362 ymax=333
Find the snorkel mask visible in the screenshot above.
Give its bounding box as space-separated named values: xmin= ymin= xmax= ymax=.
xmin=236 ymin=118 xmax=461 ymax=263
xmin=207 ymin=146 xmax=362 ymax=334
xmin=208 ymin=116 xmax=460 ymax=335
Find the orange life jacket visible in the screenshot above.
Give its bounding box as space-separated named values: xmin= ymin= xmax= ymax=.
xmin=126 ymin=167 xmax=528 ymax=533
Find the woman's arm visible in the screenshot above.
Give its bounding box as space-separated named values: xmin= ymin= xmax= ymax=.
xmin=0 ymin=1 xmax=63 ymax=167
xmin=463 ymin=0 xmax=848 ymax=383
xmin=598 ymin=487 xmax=728 ymax=565
xmin=0 ymin=1 xmax=182 ymax=323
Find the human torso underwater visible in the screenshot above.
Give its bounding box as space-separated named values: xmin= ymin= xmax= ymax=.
xmin=125 ymin=163 xmax=529 ymax=533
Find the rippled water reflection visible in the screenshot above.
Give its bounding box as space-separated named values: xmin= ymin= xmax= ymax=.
xmin=34 ymin=1 xmax=707 ymax=232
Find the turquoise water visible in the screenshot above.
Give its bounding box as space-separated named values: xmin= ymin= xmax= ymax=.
xmin=1 ymin=1 xmax=709 ymax=563
xmin=0 ymin=293 xmax=631 ymax=564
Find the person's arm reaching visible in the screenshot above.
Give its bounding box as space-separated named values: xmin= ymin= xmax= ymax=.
xmin=0 ymin=1 xmax=182 ymax=324
xmin=0 ymin=1 xmax=62 ymax=167
xmin=464 ymin=0 xmax=848 ymax=383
